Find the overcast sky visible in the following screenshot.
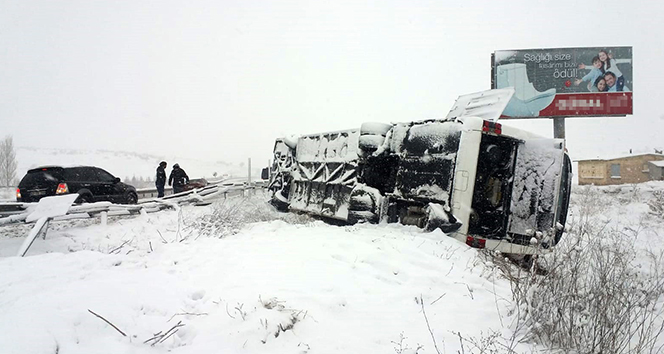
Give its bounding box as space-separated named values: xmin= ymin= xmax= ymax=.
xmin=1 ymin=0 xmax=662 ymax=164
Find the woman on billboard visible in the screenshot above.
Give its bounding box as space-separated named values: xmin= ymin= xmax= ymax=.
xmin=594 ymin=76 xmax=608 ymax=92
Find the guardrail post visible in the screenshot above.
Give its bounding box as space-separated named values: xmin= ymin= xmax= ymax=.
xmin=101 ymin=211 xmax=108 ymax=227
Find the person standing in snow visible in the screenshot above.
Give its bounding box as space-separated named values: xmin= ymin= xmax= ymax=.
xmin=168 ymin=163 xmax=189 ymax=194
xmin=155 ymin=161 xmax=167 ymax=198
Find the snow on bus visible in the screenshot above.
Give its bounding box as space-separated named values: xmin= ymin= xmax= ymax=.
xmin=264 ymin=88 xmax=572 ymax=255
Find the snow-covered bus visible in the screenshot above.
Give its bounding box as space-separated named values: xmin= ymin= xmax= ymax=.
xmin=265 ymin=88 xmax=572 ymax=255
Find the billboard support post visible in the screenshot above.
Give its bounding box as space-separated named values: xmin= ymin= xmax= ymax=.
xmin=553 ymin=117 xmax=566 ymax=139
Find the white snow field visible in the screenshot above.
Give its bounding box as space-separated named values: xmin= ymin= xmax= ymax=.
xmin=1 ymin=182 xmax=663 ymax=353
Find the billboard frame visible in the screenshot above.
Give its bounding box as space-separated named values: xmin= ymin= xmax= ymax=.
xmin=491 ymin=46 xmax=633 ymax=121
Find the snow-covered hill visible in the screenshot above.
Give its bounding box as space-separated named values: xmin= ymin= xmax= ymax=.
xmin=15 ymin=147 xmax=265 ymax=183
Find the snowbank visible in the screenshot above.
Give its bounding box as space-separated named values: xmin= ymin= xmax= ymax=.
xmin=0 ymin=198 xmax=523 ymax=353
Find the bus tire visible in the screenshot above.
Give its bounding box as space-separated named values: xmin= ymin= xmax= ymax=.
xmin=270 ymin=190 xmax=289 ymax=212
xmin=348 ymin=210 xmax=378 ymax=224
xmin=360 ymin=122 xmax=392 ymax=136
xmin=358 ymin=134 xmax=385 ymax=151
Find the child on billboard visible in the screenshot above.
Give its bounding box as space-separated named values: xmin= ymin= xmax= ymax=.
xmin=575 ymin=55 xmax=604 ymax=92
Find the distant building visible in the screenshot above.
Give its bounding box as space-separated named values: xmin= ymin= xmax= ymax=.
xmin=648 ymin=160 xmax=664 ymax=181
xmin=577 ymin=153 xmax=664 ymax=185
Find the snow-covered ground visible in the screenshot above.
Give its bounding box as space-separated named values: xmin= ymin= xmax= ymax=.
xmin=0 ymin=195 xmax=526 ymax=353
xmin=0 ymin=187 xmax=13 ymax=201
xmin=1 ymin=183 xmax=663 ymax=353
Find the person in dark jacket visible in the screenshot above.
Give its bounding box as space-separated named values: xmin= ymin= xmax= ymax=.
xmin=155 ymin=161 xmax=167 ymax=197
xmin=168 ymin=163 xmax=189 ymax=194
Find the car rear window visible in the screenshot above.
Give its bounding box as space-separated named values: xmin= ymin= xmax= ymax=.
xmin=19 ymin=170 xmax=64 ymax=188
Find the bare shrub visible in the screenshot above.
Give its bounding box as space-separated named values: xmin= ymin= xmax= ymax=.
xmin=391 ymin=332 xmax=423 ymax=354
xmin=500 ymin=190 xmax=664 ymax=353
xmin=0 ymin=135 xmax=17 ymax=187
xmin=455 ymin=330 xmax=521 ymax=354
xmin=648 ymin=190 xmax=664 ymax=218
xmin=619 ymin=184 xmax=643 ymax=204
xmin=256 ymin=296 xmax=308 ymax=343
xmin=143 ymin=321 xmax=185 ymax=346
xmin=571 ymin=185 xmax=612 ymax=219
xmin=184 ymin=195 xmax=312 ymax=238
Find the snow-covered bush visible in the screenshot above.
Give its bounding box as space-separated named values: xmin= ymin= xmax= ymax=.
xmin=184 ymin=195 xmax=313 ymax=238
xmin=571 ymin=185 xmax=612 ymax=219
xmin=501 ymin=186 xmax=664 ymax=353
xmin=648 ymin=190 xmax=664 ymax=218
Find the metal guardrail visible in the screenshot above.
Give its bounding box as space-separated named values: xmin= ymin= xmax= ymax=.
xmin=0 ymin=203 xmax=25 ymax=217
xmin=1 ymin=180 xmax=267 ymax=257
xmin=135 ymin=180 xmax=266 ymax=200
xmin=0 ymin=182 xmax=264 ymax=222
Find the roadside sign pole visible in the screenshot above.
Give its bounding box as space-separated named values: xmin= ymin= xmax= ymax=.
xmin=247 ymin=158 xmax=252 ymax=196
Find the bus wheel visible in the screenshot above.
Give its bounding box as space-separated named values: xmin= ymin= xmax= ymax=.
xmin=347 ymin=187 xmax=380 ymax=224
xmin=348 ymin=210 xmax=378 ymax=224
xmin=269 ymin=190 xmax=289 ymax=212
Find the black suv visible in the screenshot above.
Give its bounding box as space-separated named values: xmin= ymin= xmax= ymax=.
xmin=16 ymin=166 xmax=138 ymax=204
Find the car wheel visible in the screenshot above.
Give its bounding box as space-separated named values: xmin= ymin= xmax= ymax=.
xmin=126 ymin=192 xmax=138 ymax=204
xmin=77 ymin=193 xmax=93 ymax=204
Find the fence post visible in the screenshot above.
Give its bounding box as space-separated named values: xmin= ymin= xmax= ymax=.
xmin=248 ymin=158 xmax=253 ymax=196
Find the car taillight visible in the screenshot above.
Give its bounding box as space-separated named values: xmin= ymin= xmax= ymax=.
xmin=16 ymin=188 xmax=21 ymax=199
xmin=56 ymin=183 xmax=69 ymax=194
xmin=466 ymin=236 xmax=486 ymax=249
xmin=482 ymin=120 xmax=502 ymax=135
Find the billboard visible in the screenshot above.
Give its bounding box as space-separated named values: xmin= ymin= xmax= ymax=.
xmin=492 ymin=46 xmax=632 ymax=118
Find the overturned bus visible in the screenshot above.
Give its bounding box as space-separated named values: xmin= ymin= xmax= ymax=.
xmin=265 ymin=88 xmax=572 ymax=255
